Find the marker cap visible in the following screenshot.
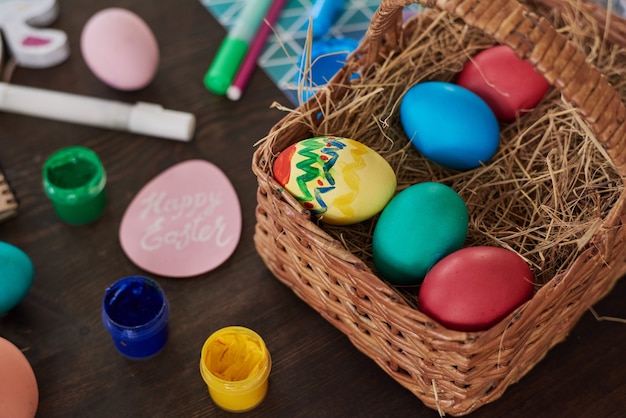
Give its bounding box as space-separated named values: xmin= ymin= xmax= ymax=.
xmin=128 ymin=102 xmax=196 ymax=141
xmin=204 ymin=37 xmax=248 ymax=95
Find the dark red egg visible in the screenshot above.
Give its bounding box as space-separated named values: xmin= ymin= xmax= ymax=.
xmin=418 ymin=246 xmax=535 ymax=332
xmin=456 ymin=45 xmax=550 ymax=122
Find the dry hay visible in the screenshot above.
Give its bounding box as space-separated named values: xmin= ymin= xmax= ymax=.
xmin=260 ymin=0 xmax=626 ymax=296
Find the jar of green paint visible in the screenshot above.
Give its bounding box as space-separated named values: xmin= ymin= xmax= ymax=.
xmin=42 ymin=145 xmax=106 ymax=224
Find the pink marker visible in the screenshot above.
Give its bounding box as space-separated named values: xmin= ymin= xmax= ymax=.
xmin=226 ymin=0 xmax=287 ymax=101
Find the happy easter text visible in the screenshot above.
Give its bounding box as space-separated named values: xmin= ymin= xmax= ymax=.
xmin=138 ymin=191 xmax=233 ymax=251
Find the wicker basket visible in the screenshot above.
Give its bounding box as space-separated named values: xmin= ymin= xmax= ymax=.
xmin=252 ymin=0 xmax=626 ymax=415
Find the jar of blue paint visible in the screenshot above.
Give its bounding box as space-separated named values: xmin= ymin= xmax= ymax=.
xmin=102 ymin=276 xmax=170 ymax=360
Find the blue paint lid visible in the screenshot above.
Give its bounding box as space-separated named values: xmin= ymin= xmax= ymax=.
xmin=296 ymin=37 xmax=360 ymax=103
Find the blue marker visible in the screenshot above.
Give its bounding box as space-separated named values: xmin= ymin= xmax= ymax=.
xmin=309 ymin=0 xmax=346 ymax=39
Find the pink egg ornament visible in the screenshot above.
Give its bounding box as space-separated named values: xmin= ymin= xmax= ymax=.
xmin=456 ymin=45 xmax=550 ymax=122
xmin=119 ymin=160 xmax=242 ymax=278
xmin=418 ymin=246 xmax=535 ymax=332
xmin=81 ymin=8 xmax=159 ymax=90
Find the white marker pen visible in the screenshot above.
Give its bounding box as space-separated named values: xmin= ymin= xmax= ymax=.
xmin=0 ymin=82 xmax=195 ymax=141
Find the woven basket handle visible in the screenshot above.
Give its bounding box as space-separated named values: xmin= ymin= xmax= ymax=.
xmin=364 ymin=0 xmax=626 ymax=177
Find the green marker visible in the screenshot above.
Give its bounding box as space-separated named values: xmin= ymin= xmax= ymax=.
xmin=204 ymin=0 xmax=273 ymax=95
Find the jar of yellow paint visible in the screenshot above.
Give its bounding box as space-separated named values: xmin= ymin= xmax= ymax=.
xmin=199 ymin=326 xmax=271 ymax=412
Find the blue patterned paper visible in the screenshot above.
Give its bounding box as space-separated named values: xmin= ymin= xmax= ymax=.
xmin=200 ymin=0 xmax=420 ymax=104
xmin=200 ymin=0 xmax=626 ymax=104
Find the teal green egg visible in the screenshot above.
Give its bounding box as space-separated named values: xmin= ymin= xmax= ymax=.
xmin=372 ymin=182 xmax=468 ymax=285
xmin=0 ymin=241 xmax=34 ymax=315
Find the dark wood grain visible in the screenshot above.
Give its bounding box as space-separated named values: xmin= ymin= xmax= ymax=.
xmin=0 ymin=1 xmax=624 ymax=417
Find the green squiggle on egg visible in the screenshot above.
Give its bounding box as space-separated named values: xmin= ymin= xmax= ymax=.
xmin=294 ymin=137 xmax=346 ymax=214
xmin=294 ymin=138 xmax=325 ymax=201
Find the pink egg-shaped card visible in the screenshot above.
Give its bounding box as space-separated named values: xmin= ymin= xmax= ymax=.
xmin=119 ymin=160 xmax=242 ymax=278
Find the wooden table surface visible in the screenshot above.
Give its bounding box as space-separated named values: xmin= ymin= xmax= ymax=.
xmin=1 ymin=0 xmax=624 ymax=417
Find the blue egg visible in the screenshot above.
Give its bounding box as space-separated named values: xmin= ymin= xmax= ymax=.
xmin=400 ymin=81 xmax=500 ymax=170
xmin=0 ymin=241 xmax=34 ymax=315
xmin=372 ymin=182 xmax=468 ymax=285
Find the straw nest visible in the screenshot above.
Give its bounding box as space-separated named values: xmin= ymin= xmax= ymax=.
xmin=260 ymin=0 xmax=626 ymax=299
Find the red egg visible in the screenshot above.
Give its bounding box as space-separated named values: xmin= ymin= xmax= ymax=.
xmin=418 ymin=246 xmax=535 ymax=332
xmin=456 ymin=45 xmax=550 ymax=122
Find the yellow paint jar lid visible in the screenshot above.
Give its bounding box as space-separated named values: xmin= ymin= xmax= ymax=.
xmin=199 ymin=326 xmax=271 ymax=413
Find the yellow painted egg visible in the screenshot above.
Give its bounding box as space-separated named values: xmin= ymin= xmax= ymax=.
xmin=273 ymin=136 xmax=397 ymax=225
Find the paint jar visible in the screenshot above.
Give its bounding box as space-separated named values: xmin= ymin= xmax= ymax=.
xmin=42 ymin=145 xmax=106 ymax=224
xmin=102 ymin=276 xmax=169 ymax=360
xmin=199 ymin=326 xmax=271 ymax=412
